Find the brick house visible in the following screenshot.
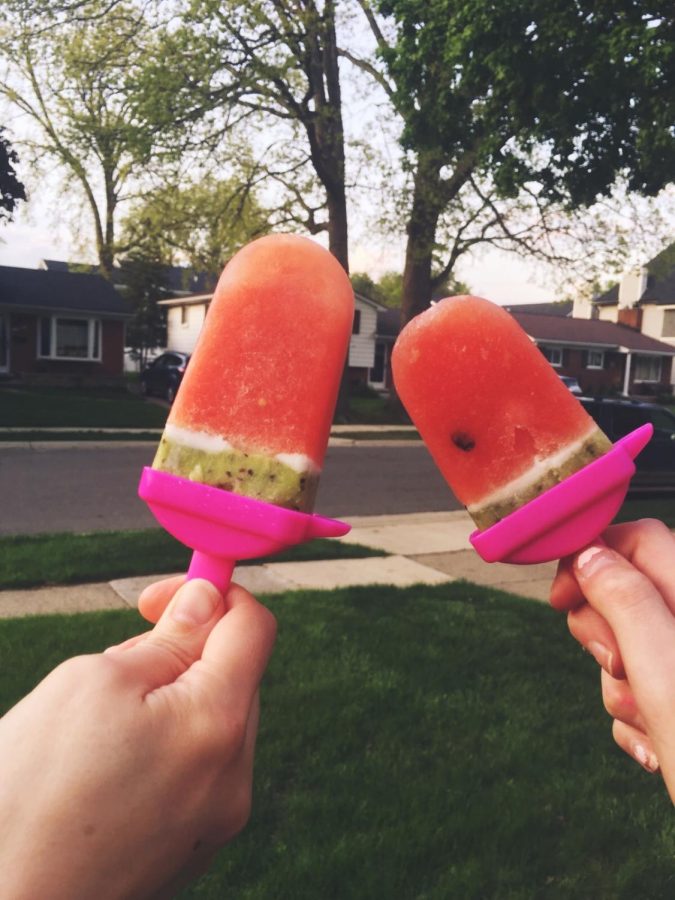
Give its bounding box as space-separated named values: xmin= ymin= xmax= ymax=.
xmin=508 ymin=310 xmax=674 ymax=397
xmin=0 ymin=266 xmax=131 ymax=383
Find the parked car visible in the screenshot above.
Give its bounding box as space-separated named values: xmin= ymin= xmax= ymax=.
xmin=140 ymin=351 xmax=191 ymax=403
xmin=580 ymin=397 xmax=675 ymax=491
xmin=558 ymin=374 xmax=583 ymax=395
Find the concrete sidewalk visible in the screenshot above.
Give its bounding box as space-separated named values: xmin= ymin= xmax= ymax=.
xmin=0 ymin=511 xmax=560 ymax=619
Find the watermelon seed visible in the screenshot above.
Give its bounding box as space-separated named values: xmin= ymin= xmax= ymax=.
xmin=452 ymin=431 xmax=475 ymax=451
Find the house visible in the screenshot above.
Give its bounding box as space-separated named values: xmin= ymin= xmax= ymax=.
xmin=0 ymin=266 xmax=131 ymax=383
xmin=510 ymin=311 xmax=674 ymax=397
xmin=40 ymin=259 xmax=219 ymax=372
xmin=158 ymin=290 xmax=391 ymax=389
xmin=589 ymin=244 xmax=675 ymax=383
xmin=40 ymin=259 xmax=217 ymax=297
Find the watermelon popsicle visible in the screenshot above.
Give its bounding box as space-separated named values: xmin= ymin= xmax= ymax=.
xmin=392 ymin=295 xmax=613 ymax=531
xmin=152 ymin=234 xmax=354 ymax=511
xmin=138 ymin=233 xmax=354 ymax=592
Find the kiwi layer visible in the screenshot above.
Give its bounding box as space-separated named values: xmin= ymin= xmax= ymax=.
xmin=152 ymin=435 xmax=319 ymax=512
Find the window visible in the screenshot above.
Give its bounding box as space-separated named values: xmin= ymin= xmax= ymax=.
xmin=633 ymin=355 xmax=662 ymax=383
xmin=180 ymin=305 xmax=189 ymax=326
xmin=586 ymin=350 xmax=604 ymax=369
xmin=540 ymin=345 xmax=562 ymax=367
xmin=352 ymin=309 xmax=361 ymax=335
xmin=662 ymin=309 xmax=675 ymax=337
xmin=38 ymin=316 xmax=102 ymax=361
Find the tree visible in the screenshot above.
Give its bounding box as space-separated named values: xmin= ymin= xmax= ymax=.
xmin=143 ymin=1 xmax=351 ymax=271
xmin=362 ymin=0 xmax=675 ymax=326
xmin=119 ymin=175 xmax=272 ymax=279
xmin=0 ymin=1 xmax=176 ymax=275
xmin=120 ymin=253 xmax=169 ymax=370
xmin=352 ymin=269 xmax=469 ymax=307
xmin=0 ymin=128 xmax=26 ymax=223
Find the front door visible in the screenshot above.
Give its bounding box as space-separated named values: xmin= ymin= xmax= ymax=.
xmin=0 ymin=314 xmax=8 ymax=374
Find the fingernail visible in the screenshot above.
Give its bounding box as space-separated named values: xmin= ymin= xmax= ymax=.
xmin=632 ymin=742 xmax=660 ymax=773
xmin=575 ymin=543 xmax=614 ymax=578
xmin=170 ymin=580 xmax=220 ymax=626
xmin=586 ymin=640 xmax=614 ymax=674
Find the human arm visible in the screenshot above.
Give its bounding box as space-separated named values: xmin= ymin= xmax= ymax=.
xmin=550 ymin=519 xmax=675 ymax=801
xmin=0 ymin=578 xmax=276 ymax=899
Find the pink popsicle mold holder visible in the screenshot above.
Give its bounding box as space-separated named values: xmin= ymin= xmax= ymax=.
xmin=470 ymin=423 xmax=653 ymax=565
xmin=138 ymin=467 xmax=351 ymax=594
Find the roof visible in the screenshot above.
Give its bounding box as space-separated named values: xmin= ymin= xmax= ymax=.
xmin=504 ymin=301 xmax=573 ymax=317
xmin=512 ymin=311 xmax=675 ymax=355
xmin=41 ymin=259 xmax=217 ymax=296
xmin=595 ymin=242 xmax=675 ymax=306
xmin=0 ymin=266 xmax=131 ymax=317
xmin=376 ymin=307 xmax=401 ymax=338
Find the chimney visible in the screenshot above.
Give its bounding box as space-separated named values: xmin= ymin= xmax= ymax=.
xmin=572 ymin=295 xmax=595 ymax=319
xmin=617 ymin=306 xmax=643 ymax=330
xmin=618 ymin=266 xmax=648 ymax=309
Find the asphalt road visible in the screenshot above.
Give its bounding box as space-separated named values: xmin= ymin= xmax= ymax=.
xmin=0 ymin=443 xmax=461 ymax=536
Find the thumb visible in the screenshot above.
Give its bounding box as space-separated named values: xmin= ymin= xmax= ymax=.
xmin=112 ymin=579 xmax=225 ymax=693
xmin=573 ymin=543 xmax=675 ymax=716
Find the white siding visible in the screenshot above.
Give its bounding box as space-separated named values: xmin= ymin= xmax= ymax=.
xmin=166 ymin=296 xmax=381 ymax=373
xmin=597 ymin=306 xmax=618 ymax=322
xmin=641 ymin=303 xmax=675 ymax=342
xmin=348 ymin=298 xmax=377 ymax=368
xmin=167 ymin=303 xmax=208 ymax=354
xmin=642 ymin=305 xmax=675 ymax=383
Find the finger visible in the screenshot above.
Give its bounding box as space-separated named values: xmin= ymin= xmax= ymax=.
xmin=601 ymin=668 xmax=645 ymax=732
xmin=119 ymin=579 xmax=225 ymax=693
xmin=186 ymin=584 xmax=276 ymax=717
xmin=603 ymin=519 xmax=675 ymax=615
xmin=573 ymin=544 xmax=675 ymax=720
xmin=567 ymin=603 xmax=625 ymax=679
xmin=612 ymin=719 xmax=660 ymax=774
xmin=550 ymin=556 xmax=585 ymax=611
xmin=138 ymin=575 xmax=186 ymax=624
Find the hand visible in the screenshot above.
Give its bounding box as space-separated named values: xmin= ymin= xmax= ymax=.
xmin=0 ymin=578 xmax=276 ymax=899
xmin=550 ymin=519 xmax=675 ymax=802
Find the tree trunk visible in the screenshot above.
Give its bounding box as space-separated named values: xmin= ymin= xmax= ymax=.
xmin=308 ymin=0 xmax=351 ymax=416
xmin=387 ymin=152 xmax=444 ymax=417
xmin=400 ymin=151 xmax=444 ymax=329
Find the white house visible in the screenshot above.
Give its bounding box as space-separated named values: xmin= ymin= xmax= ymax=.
xmin=588 ymin=244 xmax=675 ymax=384
xmin=159 ymin=290 xmax=390 ymax=390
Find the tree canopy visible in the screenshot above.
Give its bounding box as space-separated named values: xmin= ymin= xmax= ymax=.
xmin=370 ymin=0 xmax=675 ymax=322
xmin=119 ymin=176 xmax=272 ymax=279
xmin=0 ymin=1 xmax=176 ymax=274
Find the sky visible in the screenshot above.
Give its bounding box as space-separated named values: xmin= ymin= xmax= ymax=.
xmin=0 ymin=197 xmax=556 ymax=305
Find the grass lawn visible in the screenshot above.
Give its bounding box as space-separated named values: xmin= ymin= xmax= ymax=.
xmin=0 ymin=529 xmax=386 ymax=590
xmin=0 ymin=386 xmax=167 ymax=428
xmin=0 ymin=582 xmax=672 ymax=898
xmin=348 ymin=392 xmax=409 ymax=425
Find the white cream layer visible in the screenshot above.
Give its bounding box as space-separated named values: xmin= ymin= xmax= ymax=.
xmin=163 ymin=423 xmax=320 ymax=474
xmin=466 ymin=424 xmax=600 ymax=517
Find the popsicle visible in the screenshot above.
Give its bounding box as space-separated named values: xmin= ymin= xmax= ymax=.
xmin=392 ymin=295 xmax=613 ymax=530
xmin=152 ymin=233 xmax=354 ymax=512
